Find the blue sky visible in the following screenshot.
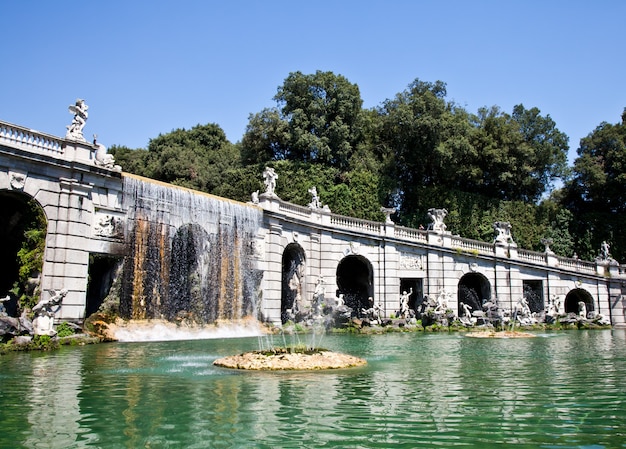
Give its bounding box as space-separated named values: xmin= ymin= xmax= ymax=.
xmin=2 ymin=1 xmax=624 ymax=165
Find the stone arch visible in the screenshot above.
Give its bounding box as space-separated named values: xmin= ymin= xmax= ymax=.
xmin=336 ymin=255 xmax=374 ymax=315
xmin=281 ymin=243 xmax=306 ymax=323
xmin=0 ymin=189 xmax=48 ymax=316
xmin=564 ymin=288 xmax=594 ymax=315
xmin=457 ymin=272 xmax=491 ymax=316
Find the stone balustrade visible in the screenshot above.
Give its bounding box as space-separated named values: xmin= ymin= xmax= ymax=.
xmin=394 ymin=225 xmax=428 ymax=243
xmin=517 ymin=248 xmax=547 ymax=264
xmin=557 ymin=255 xmax=597 ymax=274
xmin=330 ymin=214 xmax=382 ymax=234
xmin=451 ymin=235 xmax=495 ymax=254
xmin=277 ymin=200 xmax=311 ymax=218
xmin=0 ymin=120 xmax=64 ymax=156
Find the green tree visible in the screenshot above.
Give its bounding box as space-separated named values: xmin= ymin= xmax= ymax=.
xmin=564 ymin=108 xmax=626 ymax=260
xmin=108 ymin=145 xmax=149 ymax=175
xmin=143 ymin=123 xmax=240 ymax=193
xmin=241 ymin=71 xmax=365 ymax=170
xmin=467 ymin=105 xmax=568 ymax=203
xmin=240 ymin=108 xmax=289 ymax=164
xmin=374 ymin=78 xmax=473 ymax=222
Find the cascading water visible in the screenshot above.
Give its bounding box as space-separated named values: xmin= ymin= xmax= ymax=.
xmin=120 ymin=175 xmax=263 ymax=325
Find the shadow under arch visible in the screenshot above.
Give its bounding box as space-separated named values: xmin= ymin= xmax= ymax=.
xmin=281 ymin=243 xmax=306 ymax=323
xmin=166 ymin=223 xmax=212 ymax=322
xmin=0 ymin=189 xmax=47 ymax=316
xmin=564 ymin=288 xmax=595 ymax=314
xmin=458 ymin=272 xmax=491 ymax=316
xmin=336 ymin=255 xmax=373 ymax=315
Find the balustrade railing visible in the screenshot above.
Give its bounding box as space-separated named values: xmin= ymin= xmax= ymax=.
xmin=451 ymin=235 xmax=494 ymax=255
xmin=517 ymin=248 xmax=546 ymax=264
xmin=0 ymin=121 xmax=64 ymax=156
xmin=395 ymin=225 xmax=428 ymax=243
xmin=557 ymin=255 xmax=597 ymax=273
xmin=330 ymin=214 xmax=382 ymax=234
xmin=277 ymin=200 xmax=311 ymax=217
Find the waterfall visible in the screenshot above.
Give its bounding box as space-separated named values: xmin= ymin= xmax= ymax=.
xmin=120 ymin=175 xmax=262 ymax=324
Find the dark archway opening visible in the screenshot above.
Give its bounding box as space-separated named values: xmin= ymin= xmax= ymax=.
xmin=86 ymin=254 xmax=122 ymax=317
xmin=0 ymin=190 xmax=47 ymax=316
xmin=457 ymin=273 xmax=491 ymax=316
xmin=281 ymin=243 xmax=305 ymax=323
xmin=523 ymin=280 xmax=544 ymax=313
xmin=336 ymin=255 xmax=373 ymax=316
xmin=564 ymin=288 xmax=595 ymax=315
xmin=400 ymin=278 xmax=424 ymax=312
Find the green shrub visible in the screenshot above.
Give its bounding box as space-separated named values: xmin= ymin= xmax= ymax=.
xmin=56 ymin=322 xmax=74 ymax=338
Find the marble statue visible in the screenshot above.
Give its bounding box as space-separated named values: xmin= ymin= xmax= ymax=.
xmin=251 ymin=190 xmax=259 ymax=204
xmin=514 ymin=297 xmax=536 ymax=325
xmin=32 ymin=288 xmax=67 ymax=336
xmin=434 ymin=289 xmax=450 ymax=313
xmin=94 ymin=142 xmax=121 ymax=171
xmin=66 ymin=99 xmax=88 ymax=141
xmin=459 ymin=302 xmax=476 ymax=326
xmin=362 ymin=297 xmax=383 ymax=323
xmin=546 ymin=295 xmax=559 ymax=322
xmin=373 ymin=301 xmax=383 ymax=322
xmin=312 ymin=276 xmax=325 ymax=316
xmin=399 ymin=288 xmax=412 ymax=318
xmin=427 ymin=208 xmax=448 ymax=233
xmin=578 ymin=301 xmax=587 ymax=319
xmin=288 ymin=272 xmax=302 ymax=314
xmin=494 ymin=221 xmax=514 ymax=244
xmin=601 ymin=241 xmax=610 ymax=260
xmin=308 ymin=186 xmax=322 ymax=209
xmin=263 ymin=167 xmax=278 ymax=195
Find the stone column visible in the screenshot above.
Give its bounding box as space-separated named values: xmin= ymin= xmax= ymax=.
xmin=42 ymin=177 xmax=93 ymax=321
xmin=262 ymin=218 xmax=284 ymax=324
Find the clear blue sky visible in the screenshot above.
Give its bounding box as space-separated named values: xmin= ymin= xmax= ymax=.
xmin=2 ymin=1 xmax=624 ymax=165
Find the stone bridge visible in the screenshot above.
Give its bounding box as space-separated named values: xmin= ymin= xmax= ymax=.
xmin=2 ymin=116 xmax=625 ymax=327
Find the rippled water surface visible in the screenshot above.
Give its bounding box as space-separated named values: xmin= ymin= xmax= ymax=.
xmin=1 ymin=329 xmax=626 ymax=448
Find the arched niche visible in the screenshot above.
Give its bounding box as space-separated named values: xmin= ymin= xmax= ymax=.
xmin=457 ymin=272 xmax=491 ymax=316
xmin=281 ymin=243 xmax=306 ymax=323
xmin=0 ymin=190 xmax=47 ymax=316
xmin=336 ymin=255 xmax=374 ymax=315
xmin=564 ymin=288 xmax=595 ymax=315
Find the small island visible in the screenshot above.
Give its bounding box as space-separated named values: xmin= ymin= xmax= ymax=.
xmin=213 ymin=346 xmax=367 ymax=371
xmin=466 ymin=330 xmax=535 ymax=338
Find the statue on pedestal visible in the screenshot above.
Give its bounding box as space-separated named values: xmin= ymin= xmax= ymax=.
xmin=66 ymin=99 xmax=88 ymax=141
xmin=427 ymin=208 xmax=448 ymax=233
xmin=493 ymin=221 xmax=515 ymax=245
xmin=263 ymin=167 xmax=278 ymax=196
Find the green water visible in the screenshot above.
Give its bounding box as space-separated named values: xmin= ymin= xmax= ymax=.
xmin=1 ymin=330 xmax=625 ymax=448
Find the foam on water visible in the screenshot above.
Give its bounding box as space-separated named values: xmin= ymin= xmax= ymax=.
xmin=111 ymin=320 xmax=263 ymax=342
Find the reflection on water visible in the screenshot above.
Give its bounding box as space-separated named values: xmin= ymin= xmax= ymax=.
xmin=1 ymin=330 xmax=626 ymax=448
